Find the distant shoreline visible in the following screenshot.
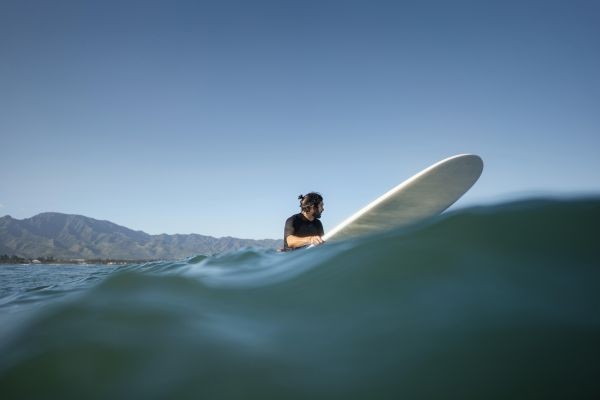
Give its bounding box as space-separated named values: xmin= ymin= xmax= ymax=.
xmin=1 ymin=212 xmax=281 ymax=260
xmin=0 ymin=255 xmax=159 ymax=266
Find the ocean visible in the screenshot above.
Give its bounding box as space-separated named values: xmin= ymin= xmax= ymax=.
xmin=1 ymin=198 xmax=599 ymax=399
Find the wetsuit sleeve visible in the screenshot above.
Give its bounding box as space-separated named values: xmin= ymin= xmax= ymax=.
xmin=284 ymin=216 xmax=296 ymax=247
xmin=318 ymin=220 xmax=324 ymax=237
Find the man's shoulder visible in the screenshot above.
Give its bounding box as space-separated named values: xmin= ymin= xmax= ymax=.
xmin=314 ymin=218 xmax=324 ymax=231
xmin=285 ymin=213 xmax=302 ymax=223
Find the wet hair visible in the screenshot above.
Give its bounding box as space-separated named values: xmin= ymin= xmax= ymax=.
xmin=298 ymin=192 xmax=323 ymax=212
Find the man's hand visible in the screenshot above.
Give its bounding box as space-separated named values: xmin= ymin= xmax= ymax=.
xmin=308 ymin=236 xmax=324 ymax=246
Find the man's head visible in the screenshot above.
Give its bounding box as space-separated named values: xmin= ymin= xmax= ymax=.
xmin=298 ymin=192 xmax=324 ymax=219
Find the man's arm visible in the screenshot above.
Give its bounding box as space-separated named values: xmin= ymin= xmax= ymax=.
xmin=286 ymin=235 xmax=324 ymax=248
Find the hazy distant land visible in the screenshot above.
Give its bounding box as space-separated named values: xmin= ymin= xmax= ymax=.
xmin=0 ymin=213 xmax=281 ymax=262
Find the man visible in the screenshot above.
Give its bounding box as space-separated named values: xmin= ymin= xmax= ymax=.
xmin=283 ymin=192 xmax=325 ymax=251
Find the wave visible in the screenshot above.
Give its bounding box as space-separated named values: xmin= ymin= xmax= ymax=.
xmin=1 ymin=198 xmax=599 ymax=399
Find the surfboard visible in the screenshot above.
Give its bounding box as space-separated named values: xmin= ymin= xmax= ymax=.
xmin=322 ymin=154 xmax=483 ymax=242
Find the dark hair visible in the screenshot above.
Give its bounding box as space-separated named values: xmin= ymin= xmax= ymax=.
xmin=298 ymin=192 xmax=323 ymax=212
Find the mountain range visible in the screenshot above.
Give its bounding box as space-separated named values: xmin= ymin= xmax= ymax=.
xmin=0 ymin=213 xmax=281 ymax=260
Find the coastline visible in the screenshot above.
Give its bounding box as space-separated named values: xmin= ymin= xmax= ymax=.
xmin=0 ymin=255 xmax=157 ymax=266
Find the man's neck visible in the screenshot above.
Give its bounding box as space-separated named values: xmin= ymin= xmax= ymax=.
xmin=302 ymin=211 xmax=315 ymax=221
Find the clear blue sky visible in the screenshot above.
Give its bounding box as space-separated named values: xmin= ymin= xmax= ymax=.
xmin=1 ymin=0 xmax=599 ymax=239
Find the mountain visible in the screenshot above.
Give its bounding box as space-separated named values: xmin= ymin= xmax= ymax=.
xmin=0 ymin=213 xmax=281 ymax=260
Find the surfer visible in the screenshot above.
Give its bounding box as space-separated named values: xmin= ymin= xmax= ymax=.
xmin=283 ymin=192 xmax=325 ymax=250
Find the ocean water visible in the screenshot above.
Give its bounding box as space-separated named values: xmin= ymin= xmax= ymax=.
xmin=0 ymin=198 xmax=599 ymax=399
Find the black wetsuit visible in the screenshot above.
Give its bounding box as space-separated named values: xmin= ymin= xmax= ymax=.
xmin=283 ymin=213 xmax=324 ymax=251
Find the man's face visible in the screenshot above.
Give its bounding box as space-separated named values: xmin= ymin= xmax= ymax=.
xmin=313 ymin=202 xmax=324 ymax=219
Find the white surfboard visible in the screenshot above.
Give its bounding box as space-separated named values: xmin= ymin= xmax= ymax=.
xmin=323 ymin=154 xmax=483 ymax=242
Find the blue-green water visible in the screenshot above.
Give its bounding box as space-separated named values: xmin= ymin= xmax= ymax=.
xmin=1 ymin=198 xmax=599 ymax=399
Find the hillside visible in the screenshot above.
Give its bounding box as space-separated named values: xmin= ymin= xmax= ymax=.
xmin=0 ymin=213 xmax=281 ymax=260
